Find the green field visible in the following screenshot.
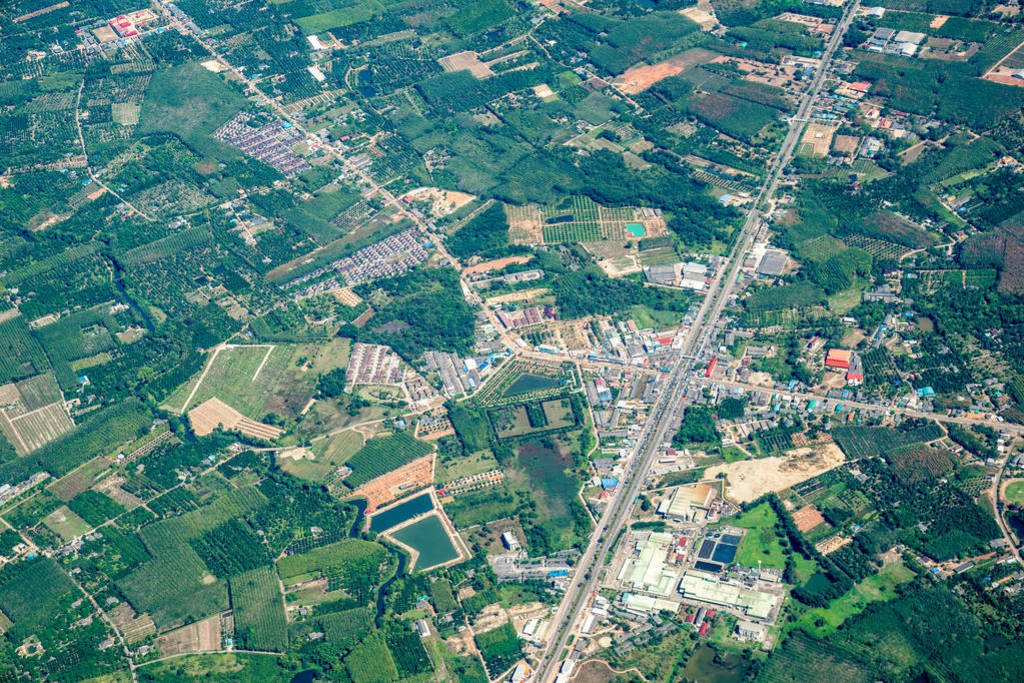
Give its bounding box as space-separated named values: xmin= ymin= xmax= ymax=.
xmin=435 ymin=448 xmax=500 ymax=482
xmin=138 ymin=62 xmax=246 ymax=161
xmin=42 ymin=505 xmax=91 ymax=541
xmin=138 ymin=653 xmax=290 ymax=681
xmin=312 ymin=430 xmax=364 ymax=466
xmin=165 ymin=344 xmax=321 ymax=421
xmin=731 ymin=503 xmax=787 ymax=569
xmin=295 ymin=0 xmax=384 ymax=32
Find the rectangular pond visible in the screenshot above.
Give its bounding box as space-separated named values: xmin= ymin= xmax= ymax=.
xmin=391 ymin=514 xmax=459 ymax=571
xmin=368 ymin=492 xmax=434 ymax=533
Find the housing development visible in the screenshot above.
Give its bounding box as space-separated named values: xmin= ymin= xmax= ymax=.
xmin=1 ymin=0 xmax=1024 ymax=681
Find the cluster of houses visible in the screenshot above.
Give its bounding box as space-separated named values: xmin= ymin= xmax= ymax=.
xmin=213 ymin=112 xmax=312 ymax=177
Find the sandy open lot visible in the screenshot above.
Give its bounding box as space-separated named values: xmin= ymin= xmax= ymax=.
xmin=463 ymin=255 xmax=534 ymax=276
xmin=706 ymin=444 xmax=845 ymax=503
xmin=613 ymin=48 xmax=716 ymax=94
xmin=801 ymin=123 xmax=839 ymax=156
xmin=438 ymin=51 xmax=492 ymax=78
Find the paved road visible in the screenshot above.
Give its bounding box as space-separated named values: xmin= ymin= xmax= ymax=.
xmin=704 ymin=377 xmax=1024 ymax=436
xmin=533 ymin=3 xmax=861 ymax=679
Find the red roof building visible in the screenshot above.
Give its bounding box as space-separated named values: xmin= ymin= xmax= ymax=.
xmin=825 ymin=348 xmax=851 ymax=370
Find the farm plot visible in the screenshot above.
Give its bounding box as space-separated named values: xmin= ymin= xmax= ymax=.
xmin=153 ymin=615 xmax=221 ymax=656
xmin=342 ymin=432 xmax=432 ymax=489
xmin=316 ymin=606 xmax=373 ymax=649
xmin=47 ymin=457 xmax=110 ymax=501
xmin=118 ymin=487 xmax=267 ymax=629
xmin=2 ymin=403 xmax=75 ymax=455
xmin=506 ymin=196 xmax=667 ymax=245
xmin=14 ymin=398 xmax=151 ymax=478
xmin=187 ymin=398 xmax=283 ymax=441
xmin=831 ymin=424 xmax=944 ymax=459
xmin=352 ymin=456 xmax=433 ymax=512
xmin=229 ymin=566 xmax=288 ymax=652
xmin=344 ymin=633 xmax=399 ymax=683
xmin=0 ymin=317 xmax=50 ymax=384
xmin=277 ymin=539 xmax=388 ymax=602
xmin=688 ymin=92 xmax=779 ymax=143
xmin=0 ymin=557 xmax=74 ymax=630
xmin=885 ymin=446 xmax=955 ymax=484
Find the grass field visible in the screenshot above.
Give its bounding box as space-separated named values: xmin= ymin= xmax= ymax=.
xmin=42 ymin=505 xmax=91 ymax=541
xmin=1005 ymin=480 xmax=1024 ymax=506
xmin=295 ymin=0 xmax=384 ymax=32
xmin=138 ymin=653 xmax=289 ymax=681
xmin=138 ymin=62 xmax=245 ymax=161
xmin=166 ymin=343 xmax=321 ymax=421
xmin=731 ymin=503 xmax=787 ymax=569
xmin=435 ymin=448 xmax=499 ymax=482
xmin=794 ymin=561 xmax=915 ymax=637
xmin=312 ymin=430 xmax=364 ymax=467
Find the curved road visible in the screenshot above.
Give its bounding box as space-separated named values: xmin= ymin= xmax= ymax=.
xmin=534 ymin=3 xmax=861 ymax=679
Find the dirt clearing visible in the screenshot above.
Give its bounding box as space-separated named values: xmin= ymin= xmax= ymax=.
xmin=352 ymin=455 xmax=434 ymax=513
xmin=706 ymin=444 xmax=845 ymax=503
xmin=613 ymin=49 xmax=716 ymax=94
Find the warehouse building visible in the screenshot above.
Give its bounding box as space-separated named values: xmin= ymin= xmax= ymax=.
xmin=678 ymin=571 xmax=779 ymax=620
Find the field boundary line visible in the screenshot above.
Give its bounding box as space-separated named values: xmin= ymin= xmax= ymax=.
xmin=8 ymin=401 xmax=67 ymax=424
xmin=180 ymin=345 xmax=223 ymax=414
xmin=0 ymin=411 xmax=29 ymax=455
xmin=252 ymin=345 xmax=276 ymax=383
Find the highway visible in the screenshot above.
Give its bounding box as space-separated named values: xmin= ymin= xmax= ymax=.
xmin=533 ymin=2 xmax=861 ymax=679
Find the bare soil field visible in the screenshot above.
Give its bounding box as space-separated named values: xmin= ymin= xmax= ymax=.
xmin=188 ymin=397 xmax=283 ymax=440
xmin=463 ymin=255 xmax=534 ymax=276
xmin=438 ymin=51 xmax=492 ymax=78
xmin=154 ymin=615 xmax=221 ymax=656
xmin=706 ymin=444 xmax=845 ymax=503
xmin=614 ymin=48 xmax=717 ymax=94
xmin=352 ymin=454 xmax=434 ymax=512
xmin=792 ymin=505 xmax=825 ymax=532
